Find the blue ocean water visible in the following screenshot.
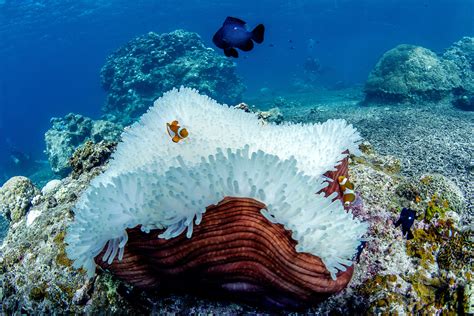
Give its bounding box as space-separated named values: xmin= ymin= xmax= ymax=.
xmin=0 ymin=0 xmax=472 ymax=184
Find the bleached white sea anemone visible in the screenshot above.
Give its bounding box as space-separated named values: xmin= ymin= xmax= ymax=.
xmin=65 ymin=87 xmax=367 ymax=279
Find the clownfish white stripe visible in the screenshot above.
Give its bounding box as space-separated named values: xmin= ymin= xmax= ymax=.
xmin=167 ymin=125 xmax=174 ymax=137
xmin=339 ymin=177 xmax=348 ymax=185
xmin=343 ymin=188 xmax=355 ymax=195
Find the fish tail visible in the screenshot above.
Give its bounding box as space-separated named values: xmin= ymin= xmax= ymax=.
xmin=252 ymin=24 xmax=265 ymax=44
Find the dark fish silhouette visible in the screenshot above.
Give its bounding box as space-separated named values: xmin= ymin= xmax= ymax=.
xmin=353 ymin=241 xmax=367 ymax=263
xmin=394 ymin=208 xmax=417 ymax=240
xmin=212 ymin=16 xmax=265 ymax=58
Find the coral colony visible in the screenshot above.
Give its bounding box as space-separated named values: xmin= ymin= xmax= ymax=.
xmin=65 ymin=87 xmax=367 ymax=280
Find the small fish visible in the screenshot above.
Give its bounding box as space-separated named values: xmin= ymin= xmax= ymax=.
xmin=338 ymin=176 xmax=356 ymax=206
xmin=415 ymin=195 xmax=421 ymax=203
xmin=394 ymin=208 xmax=417 ymax=240
xmin=353 ymin=240 xmax=367 ymax=263
xmin=166 ymin=120 xmax=188 ymax=143
xmin=212 ymin=16 xmax=265 ymax=58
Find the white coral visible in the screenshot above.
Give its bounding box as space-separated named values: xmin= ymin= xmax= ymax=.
xmin=65 ymin=87 xmax=367 ymax=279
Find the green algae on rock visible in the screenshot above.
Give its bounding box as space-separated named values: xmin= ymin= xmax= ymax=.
xmin=45 ymin=113 xmax=122 ymax=177
xmin=69 ymin=141 xmax=117 ymax=179
xmin=0 ymin=149 xmax=136 ymax=314
xmin=395 ymin=173 xmax=466 ymax=222
xmin=313 ymin=142 xmax=473 ymax=315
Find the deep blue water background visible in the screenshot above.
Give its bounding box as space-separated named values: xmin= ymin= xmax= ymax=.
xmin=0 ymin=0 xmax=473 ymax=184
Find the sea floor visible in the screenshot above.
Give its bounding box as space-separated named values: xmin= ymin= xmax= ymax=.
xmin=246 ymin=86 xmax=474 ymax=225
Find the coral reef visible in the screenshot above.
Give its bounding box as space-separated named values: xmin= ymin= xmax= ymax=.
xmin=0 ymin=176 xmax=39 ymax=224
xmin=396 ymin=173 xmax=466 ymax=219
xmin=291 ymin=89 xmax=473 ymax=227
xmin=444 ymin=37 xmax=474 ymax=111
xmin=1 ymin=137 xmax=471 ymax=313
xmin=233 ymin=102 xmax=285 ymax=124
xmin=256 ymin=107 xmax=284 ymax=124
xmin=69 ymin=141 xmax=116 ymax=179
xmin=100 ymin=30 xmax=245 ymax=125
xmin=363 ymin=37 xmax=474 ymax=106
xmin=40 ymin=179 xmax=62 ymax=196
xmin=364 ymin=44 xmax=460 ymax=103
xmin=312 ymin=142 xmax=473 ymax=315
xmin=443 ymin=37 xmax=474 ymax=96
xmin=0 ymin=158 xmax=138 ymax=314
xmin=45 ymin=113 xmax=121 ymax=177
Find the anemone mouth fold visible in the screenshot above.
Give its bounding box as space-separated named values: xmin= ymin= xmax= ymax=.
xmin=95 ymin=195 xmax=354 ymax=309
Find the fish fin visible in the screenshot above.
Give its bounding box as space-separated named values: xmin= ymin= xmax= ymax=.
xmin=172 ymin=136 xmax=180 ymax=143
xmin=224 ymin=47 xmax=238 ymax=58
xmin=252 ymin=24 xmax=265 ymax=43
xmin=346 ymin=194 xmax=356 ymax=202
xmin=166 ymin=124 xmax=174 ymax=137
xmin=224 ymin=16 xmax=246 ymax=26
xmin=237 ymin=40 xmax=254 ymax=51
xmin=406 ymin=230 xmax=414 ymax=240
xmin=212 ymin=29 xmax=226 ymax=48
xmin=394 ymin=219 xmax=401 ymax=227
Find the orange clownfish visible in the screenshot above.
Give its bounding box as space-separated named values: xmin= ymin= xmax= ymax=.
xmin=338 ymin=175 xmax=356 ymax=206
xmin=166 ymin=120 xmax=188 ymax=143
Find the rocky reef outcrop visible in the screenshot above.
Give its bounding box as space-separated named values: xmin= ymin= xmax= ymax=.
xmin=45 ymin=113 xmax=121 ymax=177
xmin=69 ymin=141 xmax=116 ymax=179
xmin=0 ymin=160 xmax=135 ymax=314
xmin=443 ymin=37 xmax=474 ymax=95
xmin=444 ymin=37 xmax=474 ymax=111
xmin=363 ymin=45 xmax=460 ymax=103
xmin=100 ymin=30 xmax=246 ymax=125
xmin=0 ymin=176 xmax=39 ymax=224
xmin=363 ymin=37 xmax=474 ymax=105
